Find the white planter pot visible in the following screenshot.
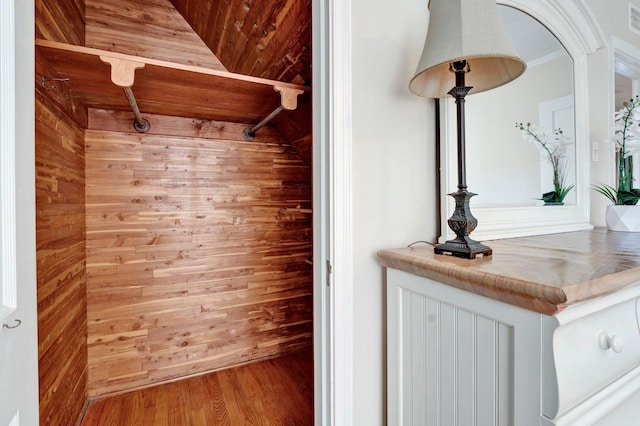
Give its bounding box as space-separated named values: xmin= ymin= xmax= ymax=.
xmin=605 ymin=205 xmax=640 ymax=232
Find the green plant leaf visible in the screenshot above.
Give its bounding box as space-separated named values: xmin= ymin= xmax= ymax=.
xmin=540 ymin=185 xmax=574 ymax=203
xmin=618 ymin=189 xmax=640 ymax=205
xmin=592 ymin=184 xmax=621 ymax=205
xmin=593 ymin=184 xmax=640 ymax=205
xmin=556 ymin=184 xmax=574 ymax=202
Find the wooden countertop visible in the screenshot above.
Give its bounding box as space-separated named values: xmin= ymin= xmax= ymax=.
xmin=377 ymin=230 xmax=640 ymax=315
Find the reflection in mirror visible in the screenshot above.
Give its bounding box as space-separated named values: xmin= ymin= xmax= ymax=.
xmin=464 ymin=5 xmax=575 ymax=207
xmin=615 ymin=72 xmax=640 ymax=190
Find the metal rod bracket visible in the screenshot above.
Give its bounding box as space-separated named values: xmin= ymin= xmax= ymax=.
xmin=100 ymin=56 xmax=150 ymax=133
xmin=243 ymin=85 xmax=304 ymax=141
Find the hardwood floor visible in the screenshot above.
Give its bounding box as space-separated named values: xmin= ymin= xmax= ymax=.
xmin=80 ymin=348 xmax=313 ymax=426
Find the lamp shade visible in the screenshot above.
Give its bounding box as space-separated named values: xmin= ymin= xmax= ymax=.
xmin=409 ymin=0 xmax=526 ymax=98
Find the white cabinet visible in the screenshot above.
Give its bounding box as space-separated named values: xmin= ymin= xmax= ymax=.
xmin=386 ymin=268 xmax=640 ymax=425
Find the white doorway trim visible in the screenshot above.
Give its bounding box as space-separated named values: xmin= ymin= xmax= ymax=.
xmin=0 ymin=0 xmax=39 ymax=424
xmin=313 ymin=0 xmax=353 ymax=424
xmin=0 ymin=0 xmax=18 ymax=323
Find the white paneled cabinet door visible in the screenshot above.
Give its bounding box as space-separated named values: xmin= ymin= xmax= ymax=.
xmin=388 ymin=268 xmax=544 ymax=426
xmin=0 ymin=1 xmax=39 ymax=425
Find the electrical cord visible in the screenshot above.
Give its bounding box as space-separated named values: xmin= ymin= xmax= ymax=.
xmin=407 ymin=240 xmax=436 ymax=248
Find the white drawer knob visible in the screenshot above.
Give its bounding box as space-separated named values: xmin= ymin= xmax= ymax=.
xmin=599 ymin=333 xmax=623 ymax=353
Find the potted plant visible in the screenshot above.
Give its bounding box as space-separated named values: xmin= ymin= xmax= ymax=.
xmin=593 ymin=95 xmax=640 ymax=232
xmin=516 ymin=122 xmax=574 ymax=205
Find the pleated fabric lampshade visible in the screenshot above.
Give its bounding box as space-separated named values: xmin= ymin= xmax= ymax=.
xmin=409 ymin=0 xmax=526 ymax=98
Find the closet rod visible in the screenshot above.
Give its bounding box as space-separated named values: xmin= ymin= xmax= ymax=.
xmin=242 ymin=86 xmax=305 ymax=141
xmin=243 ymin=105 xmax=284 ymax=141
xmin=123 ymin=87 xmax=150 ymax=133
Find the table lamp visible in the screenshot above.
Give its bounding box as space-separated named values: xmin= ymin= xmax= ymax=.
xmin=410 ymin=0 xmax=526 ymax=259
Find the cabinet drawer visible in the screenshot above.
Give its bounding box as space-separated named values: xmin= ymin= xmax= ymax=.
xmin=593 ymin=382 xmax=640 ymax=425
xmin=551 ymin=297 xmax=640 ymax=416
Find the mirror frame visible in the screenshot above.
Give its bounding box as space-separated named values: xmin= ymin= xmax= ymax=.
xmin=439 ymin=0 xmax=606 ymax=242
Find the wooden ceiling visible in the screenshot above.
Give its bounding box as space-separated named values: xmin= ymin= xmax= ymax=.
xmin=169 ymin=0 xmax=312 ymax=86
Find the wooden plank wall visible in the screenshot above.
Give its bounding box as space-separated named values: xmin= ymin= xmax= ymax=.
xmin=35 ymin=1 xmax=89 ymax=425
xmin=169 ymin=0 xmax=312 ymax=84
xmin=85 ymin=109 xmax=313 ymax=397
xmin=36 ymin=0 xmax=85 ymax=45
xmin=36 ymin=81 xmax=88 ymax=425
xmin=85 ymin=0 xmax=228 ymax=71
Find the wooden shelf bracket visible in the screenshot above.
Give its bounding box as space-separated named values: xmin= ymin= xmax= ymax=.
xmin=243 ymin=85 xmax=304 ymax=141
xmin=100 ymin=55 xmax=150 ymax=133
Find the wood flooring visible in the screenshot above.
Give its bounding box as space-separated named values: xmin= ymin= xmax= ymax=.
xmin=80 ymin=348 xmax=313 ymax=425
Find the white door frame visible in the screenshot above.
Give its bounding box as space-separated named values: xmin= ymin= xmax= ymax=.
xmin=0 ymin=0 xmax=18 ymax=324
xmin=313 ymin=0 xmax=353 ymax=424
xmin=0 ymin=0 xmax=39 ymax=425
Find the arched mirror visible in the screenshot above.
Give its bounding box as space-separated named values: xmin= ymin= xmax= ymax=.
xmin=439 ymin=0 xmax=604 ymax=241
xmin=466 ymin=5 xmax=575 ymax=207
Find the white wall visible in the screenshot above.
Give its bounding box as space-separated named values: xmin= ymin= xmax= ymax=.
xmin=351 ymin=0 xmax=435 ymax=423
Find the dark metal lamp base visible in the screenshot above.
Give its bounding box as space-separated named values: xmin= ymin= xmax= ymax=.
xmin=435 ymin=188 xmax=492 ymax=260
xmin=434 ymin=237 xmax=492 ymax=259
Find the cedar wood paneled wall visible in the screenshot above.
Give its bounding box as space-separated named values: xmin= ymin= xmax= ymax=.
xmin=36 ymin=0 xmax=88 ymax=424
xmin=35 ymin=0 xmax=85 ymax=46
xmin=36 ymin=0 xmax=313 ymax=404
xmin=85 ymin=110 xmax=312 ymax=396
xmin=36 ymin=84 xmax=88 ymax=426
